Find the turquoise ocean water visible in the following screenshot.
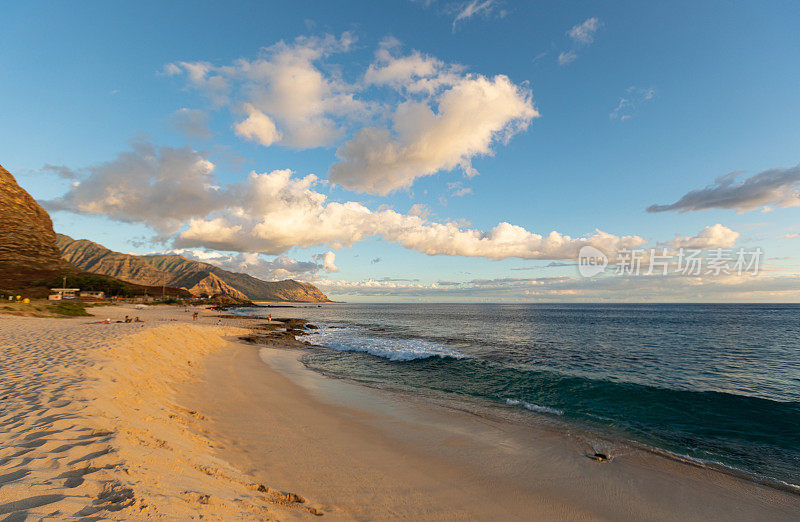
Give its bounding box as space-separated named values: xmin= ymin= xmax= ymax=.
xmin=235 ymin=303 xmax=800 ymax=491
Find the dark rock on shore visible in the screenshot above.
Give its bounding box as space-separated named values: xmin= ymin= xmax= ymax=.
xmin=238 ymin=317 xmax=317 ymax=349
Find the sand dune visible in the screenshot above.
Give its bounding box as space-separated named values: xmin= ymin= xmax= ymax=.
xmin=0 ymin=306 xmax=319 ymax=520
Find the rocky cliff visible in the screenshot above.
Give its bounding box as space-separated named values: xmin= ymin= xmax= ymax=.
xmin=57 ymin=235 xmax=331 ymax=302
xmin=0 ymin=164 xmax=76 ymax=288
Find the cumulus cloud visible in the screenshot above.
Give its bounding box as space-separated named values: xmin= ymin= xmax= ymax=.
xmin=163 ymin=61 xmax=230 ymax=106
xmin=166 ymin=36 xmax=535 ymax=195
xmin=45 ymin=149 xmax=655 ymax=265
xmin=167 ymin=108 xmax=211 ymax=139
xmin=663 ymin=224 xmax=740 ymax=249
xmin=389 ymin=221 xmax=645 ymax=260
xmin=170 ymin=248 xmax=331 ymax=281
xmin=234 ymin=104 xmax=282 ymax=146
xmin=330 ymin=73 xmax=537 ymax=194
xmin=175 ymin=168 xmax=645 ymax=261
xmin=313 ymin=250 xmax=339 ymax=272
xmin=647 ymin=164 xmax=800 ymax=213
xmin=44 ymin=141 xmax=223 ymax=235
xmin=166 ymin=33 xmax=366 ymax=149
xmin=610 ymin=86 xmax=656 ymax=120
xmin=364 ymin=40 xmax=464 ymax=94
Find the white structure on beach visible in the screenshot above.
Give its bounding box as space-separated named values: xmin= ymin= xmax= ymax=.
xmin=48 ymin=288 xmax=80 ymax=300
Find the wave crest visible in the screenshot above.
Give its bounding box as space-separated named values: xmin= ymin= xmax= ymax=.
xmin=300 ymin=326 xmax=468 ymax=362
xmin=505 ymin=398 xmax=563 ymax=415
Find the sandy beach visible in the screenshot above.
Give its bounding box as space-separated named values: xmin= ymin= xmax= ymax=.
xmin=5 ymin=2 xmax=800 ymax=519
xmin=1 ymin=305 xmax=799 ymax=520
xmin=0 ymin=305 xmax=319 ymax=520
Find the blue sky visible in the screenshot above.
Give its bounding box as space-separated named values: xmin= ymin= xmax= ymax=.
xmin=3 ymin=0 xmax=799 ymax=301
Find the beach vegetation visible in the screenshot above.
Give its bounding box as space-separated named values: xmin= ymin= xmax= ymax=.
xmin=46 ymin=302 xmax=93 ymax=316
xmin=0 ymin=300 xmax=95 ymax=317
xmin=43 ymin=274 xmax=135 ymax=298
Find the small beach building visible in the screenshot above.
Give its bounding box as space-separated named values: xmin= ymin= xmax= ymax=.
xmin=79 ymin=290 xmax=105 ymax=299
xmin=49 ymin=288 xmax=80 ymax=300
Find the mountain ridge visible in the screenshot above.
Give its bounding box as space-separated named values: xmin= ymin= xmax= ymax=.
xmin=56 ymin=234 xmax=330 ymax=302
xmin=1 ymin=164 xmax=190 ymax=299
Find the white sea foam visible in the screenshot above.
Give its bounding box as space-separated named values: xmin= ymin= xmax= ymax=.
xmin=299 ymin=326 xmax=468 ymax=362
xmin=505 ymin=398 xmax=563 ymax=416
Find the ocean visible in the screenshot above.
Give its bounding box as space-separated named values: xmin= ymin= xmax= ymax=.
xmin=234 ymin=303 xmax=800 ymax=491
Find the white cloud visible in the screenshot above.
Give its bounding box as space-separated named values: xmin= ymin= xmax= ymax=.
xmin=329 ymin=74 xmax=538 ymax=195
xmin=558 ymin=17 xmax=601 ymax=66
xmin=314 ymin=250 xmax=339 ymax=272
xmin=452 ymin=0 xmax=495 ymax=31
xmin=167 ymin=36 xmax=535 ymax=195
xmin=164 ymin=61 xmax=230 ymax=106
xmin=170 ymin=249 xmax=331 ymax=281
xmin=610 ymin=86 xmax=656 ymax=120
xmin=557 ymin=50 xmax=577 ymax=66
xmin=447 ymin=181 xmax=472 ymax=197
xmin=408 ymin=203 xmax=431 ymax=218
xmin=166 ymin=33 xmax=367 ymax=149
xmin=365 ymin=41 xmax=464 ymax=94
xmin=567 ymin=17 xmax=601 ymax=45
xmin=45 ymin=149 xmax=649 ymax=263
xmin=234 ymin=104 xmax=282 ymax=146
xmin=47 ymin=146 xmax=729 ymax=269
xmin=664 ymin=224 xmax=740 ymax=249
xmin=44 ymin=141 xmax=223 ymax=235
xmin=175 ymin=168 xmax=645 ymax=261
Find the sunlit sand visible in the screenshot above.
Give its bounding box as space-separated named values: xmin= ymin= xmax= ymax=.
xmin=1 ymin=305 xmax=798 ymax=520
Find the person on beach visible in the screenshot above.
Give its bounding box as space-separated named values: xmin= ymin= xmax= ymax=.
xmin=268 ymin=314 xmax=272 ymax=323
xmin=193 ymin=312 xmax=199 ymax=321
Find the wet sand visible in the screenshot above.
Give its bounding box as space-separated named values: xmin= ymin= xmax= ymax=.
xmin=183 ymin=340 xmax=800 ymax=521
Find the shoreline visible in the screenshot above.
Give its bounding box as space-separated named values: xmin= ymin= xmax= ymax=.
xmin=185 ymin=335 xmax=800 ymax=520
xmin=2 ymin=305 xmax=799 ymax=519
xmin=233 ymin=306 xmax=800 ymax=497
xmin=294 ymin=349 xmax=800 ymax=498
